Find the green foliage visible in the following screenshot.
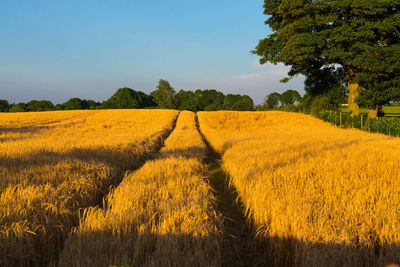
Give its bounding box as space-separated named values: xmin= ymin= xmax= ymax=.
xmin=0 ymin=99 xmax=10 ymax=112
xmin=2 ymin=80 xmax=255 ymax=113
xmin=280 ymin=90 xmax=301 ymax=106
xmin=102 ymin=87 xmax=153 ymax=109
xmin=175 ymin=90 xmax=199 ymax=111
xmin=85 ymin=100 xmax=101 ymax=109
xmin=253 ymin=1 xmax=400 ymax=109
xmin=318 ymin=111 xmax=400 ymax=137
xmin=263 ymin=92 xmax=281 ymax=108
xmin=64 ymin=98 xmax=85 ymax=110
xmin=194 ymin=89 xmax=224 ymax=111
xmin=318 ymin=111 xmax=365 ymax=129
xmin=369 ymin=117 xmax=400 ymax=137
xmin=9 ymin=103 xmax=26 ymax=112
xmin=297 ymin=94 xmax=313 ymax=114
xmin=310 ymin=96 xmax=330 ymax=116
xmin=175 ymin=89 xmax=224 ymax=111
xmin=54 ymin=104 xmax=64 ymax=110
xmin=224 ymin=94 xmax=243 ymax=110
xmin=231 ymin=101 xmax=254 ymax=111
xmin=151 ymin=80 xmax=177 ymax=109
xmin=26 ymin=100 xmax=54 ymax=112
xmin=305 ymin=67 xmax=347 ymax=108
xmin=204 ymin=104 xmax=224 ymax=111
xmin=224 ymin=94 xmax=254 ymax=110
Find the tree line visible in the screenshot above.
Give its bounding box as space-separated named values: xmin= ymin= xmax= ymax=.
xmin=0 ymin=79 xmax=255 ymax=112
xmin=253 ymin=1 xmax=400 ymax=118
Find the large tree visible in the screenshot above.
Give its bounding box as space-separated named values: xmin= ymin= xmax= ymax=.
xmin=64 ymin=98 xmax=85 ymax=110
xmin=224 ymin=94 xmax=254 ymax=110
xmin=264 ymin=92 xmax=281 ymax=108
xmin=0 ymin=99 xmax=10 ymax=112
xmin=195 ymin=89 xmax=225 ymax=111
xmin=253 ymin=1 xmax=400 ymax=118
xmin=26 ymin=100 xmax=54 ymax=111
xmin=356 ymin=44 xmax=400 ymax=117
xmin=175 ymin=90 xmax=199 ymax=111
xmin=102 ymin=87 xmax=154 ymax=109
xmin=151 ymin=80 xmax=177 ymax=109
xmin=280 ymin=90 xmax=302 ymax=106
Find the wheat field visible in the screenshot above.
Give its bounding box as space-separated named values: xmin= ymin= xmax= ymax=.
xmin=198 ymin=111 xmax=400 ymax=266
xmin=2 ymin=109 xmax=400 ymax=266
xmin=0 ymin=109 xmax=178 ymax=266
xmin=58 ymin=111 xmax=222 ymax=267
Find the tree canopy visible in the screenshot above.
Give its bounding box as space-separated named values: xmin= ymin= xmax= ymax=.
xmin=64 ymin=98 xmax=86 ymax=110
xmin=280 ymin=90 xmax=302 ymax=106
xmin=9 ymin=103 xmax=26 ymax=113
xmin=1 ymin=80 xmax=256 ymax=113
xmin=0 ymin=99 xmax=10 ymax=112
xmin=253 ymin=1 xmax=400 ymax=118
xmin=26 ymin=100 xmax=54 ymax=112
xmin=224 ymin=94 xmax=254 ymax=111
xmin=264 ymin=92 xmax=281 ymax=109
xmin=151 ymin=80 xmax=177 ymax=109
xmin=102 ymin=87 xmax=155 ymax=109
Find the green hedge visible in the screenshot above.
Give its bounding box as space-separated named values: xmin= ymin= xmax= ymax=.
xmin=317 ymin=111 xmax=400 ymax=137
xmin=369 ymin=117 xmax=400 ymax=136
xmin=318 ymin=111 xmax=366 ymax=129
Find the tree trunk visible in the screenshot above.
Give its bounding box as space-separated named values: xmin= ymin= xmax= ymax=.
xmin=368 ymin=105 xmax=378 ymax=119
xmin=347 ymin=81 xmax=360 ymax=116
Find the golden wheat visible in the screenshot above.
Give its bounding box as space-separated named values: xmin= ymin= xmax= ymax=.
xmin=0 ymin=109 xmax=178 ymax=266
xmin=58 ymin=111 xmax=222 ymax=267
xmin=198 ymin=111 xmax=400 ymax=266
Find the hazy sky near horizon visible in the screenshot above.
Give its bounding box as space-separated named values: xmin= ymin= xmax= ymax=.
xmin=0 ymin=0 xmax=304 ymax=104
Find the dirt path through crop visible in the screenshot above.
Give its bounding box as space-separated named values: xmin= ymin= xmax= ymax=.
xmin=195 ymin=114 xmax=266 ymax=266
xmin=52 ymin=112 xmax=181 ymax=266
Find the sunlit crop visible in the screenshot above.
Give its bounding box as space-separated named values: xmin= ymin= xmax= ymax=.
xmin=0 ymin=109 xmax=178 ymax=266
xmin=198 ymin=111 xmax=400 ymax=266
xmin=58 ymin=111 xmax=222 ymax=267
xmin=3 ymin=109 xmax=400 ymax=266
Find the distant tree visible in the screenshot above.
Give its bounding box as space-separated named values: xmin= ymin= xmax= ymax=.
xmin=297 ymin=94 xmax=314 ymax=114
xmin=204 ymin=103 xmax=224 ymax=111
xmin=79 ymin=100 xmax=90 ymax=110
xmin=309 ymin=95 xmax=331 ymax=116
xmin=175 ymin=90 xmax=199 ymax=111
xmin=102 ymin=88 xmax=152 ymax=109
xmin=140 ymin=92 xmax=157 ymax=108
xmin=0 ymin=99 xmax=10 ymax=112
xmin=195 ymin=89 xmax=225 ymax=110
xmin=224 ymin=94 xmax=243 ymax=110
xmin=151 ymin=80 xmax=177 ymax=109
xmin=64 ymin=98 xmax=84 ymax=110
xmin=224 ymin=94 xmax=254 ymax=110
xmin=54 ymin=104 xmax=64 ymax=110
xmin=26 ymin=100 xmax=54 ymax=111
xmin=231 ymin=101 xmax=254 ymax=111
xmin=9 ymin=103 xmax=26 ymax=112
xmin=85 ymin=100 xmax=101 ymax=109
xmin=280 ymin=90 xmax=302 ymax=106
xmin=241 ymin=95 xmax=255 ymax=110
xmin=176 ymin=89 xmax=225 ymax=111
xmin=263 ymin=92 xmax=281 ymax=108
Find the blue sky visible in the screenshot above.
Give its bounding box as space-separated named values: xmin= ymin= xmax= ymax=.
xmin=0 ymin=0 xmax=304 ymax=104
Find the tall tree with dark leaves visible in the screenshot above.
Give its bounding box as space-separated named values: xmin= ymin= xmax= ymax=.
xmin=264 ymin=92 xmax=281 ymax=108
xmin=253 ymin=0 xmax=400 ymax=118
xmin=151 ymin=80 xmax=177 ymax=109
